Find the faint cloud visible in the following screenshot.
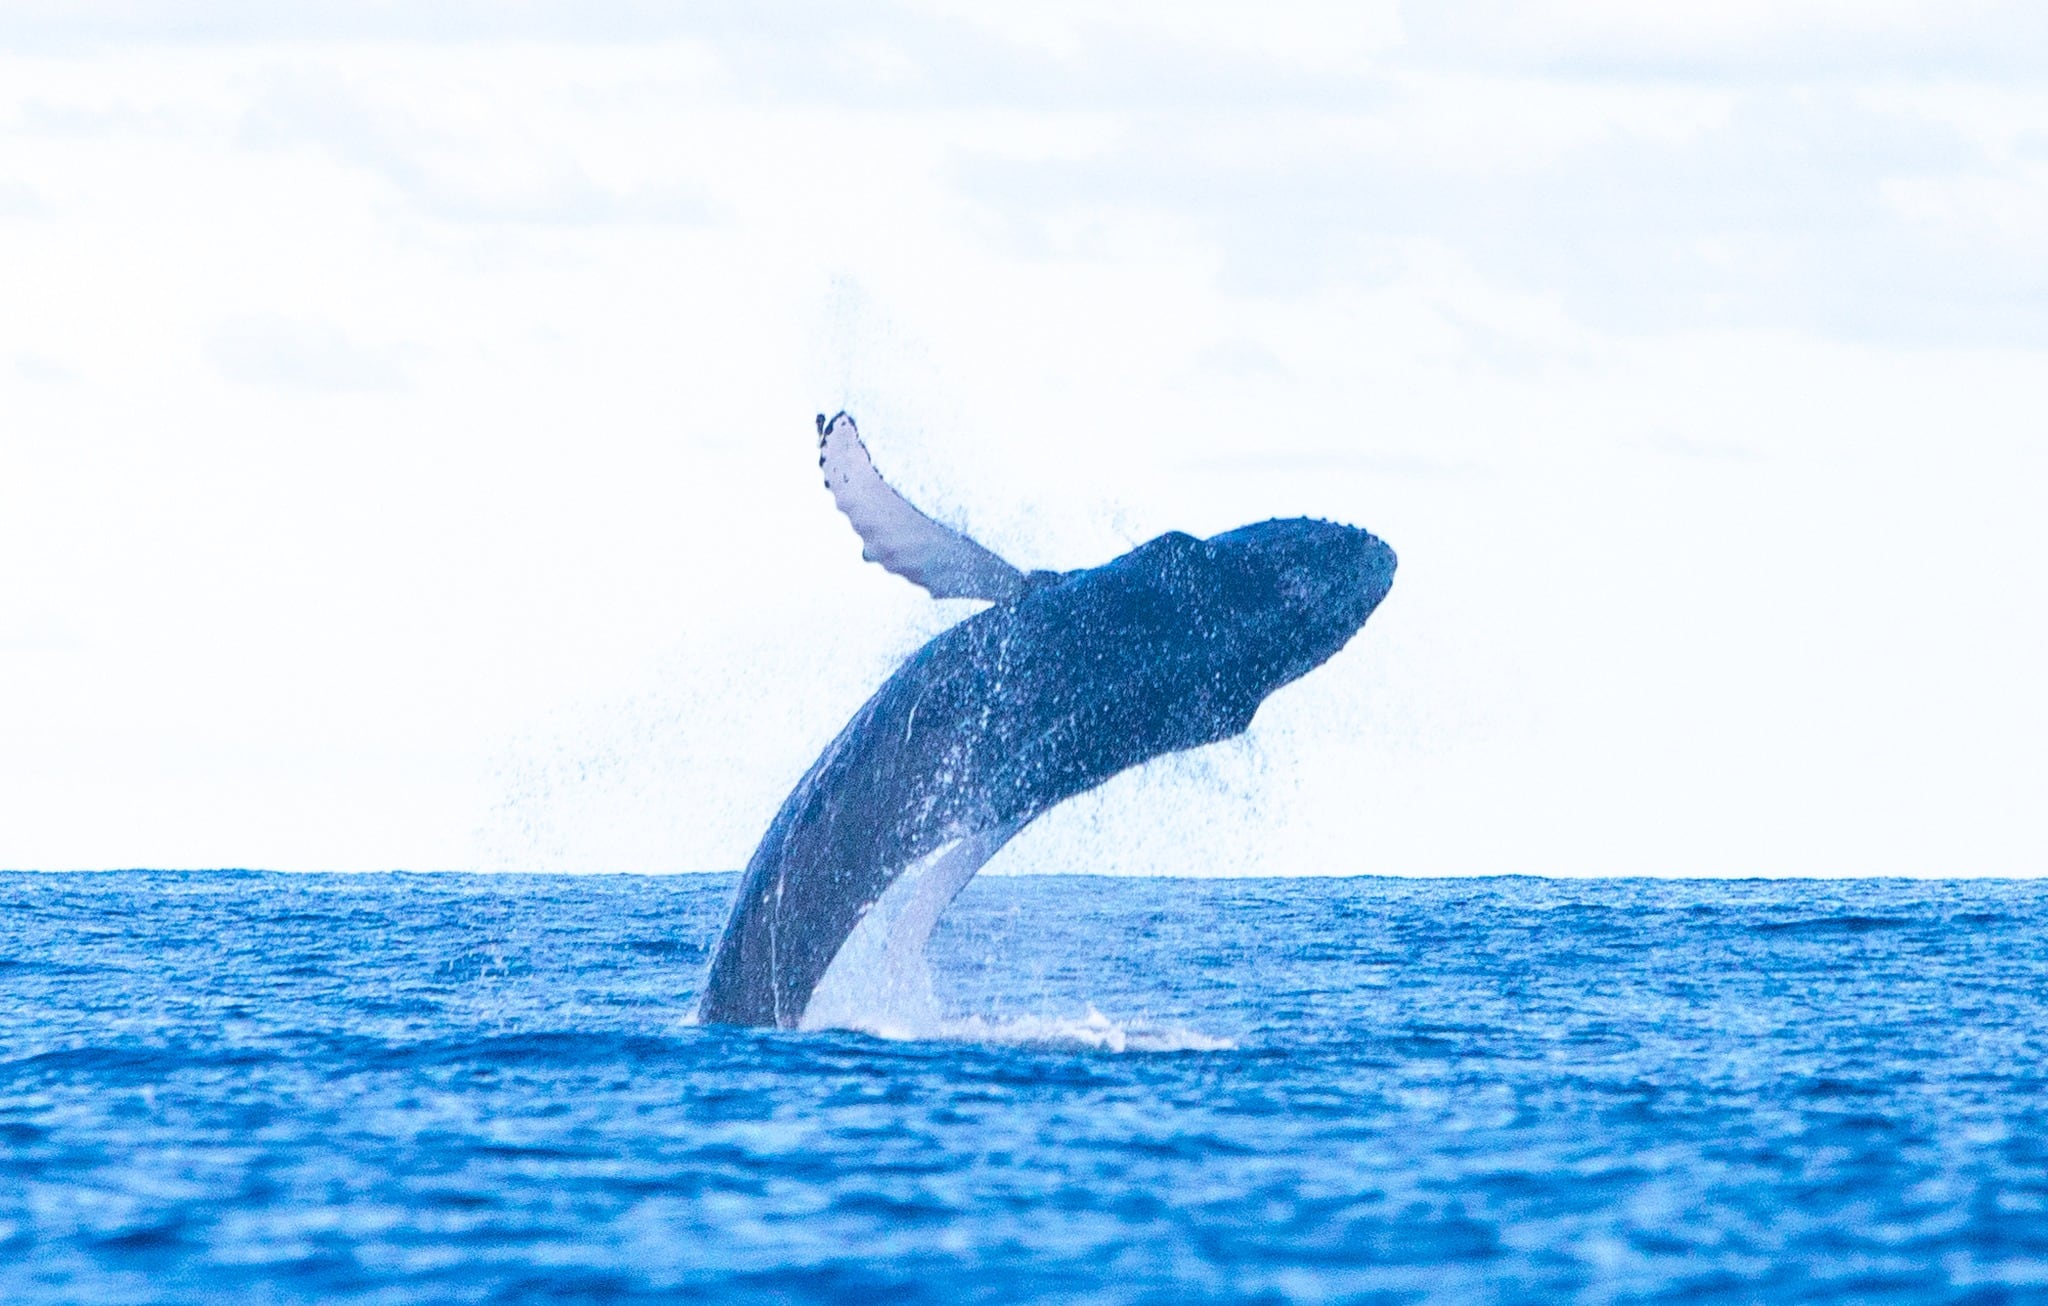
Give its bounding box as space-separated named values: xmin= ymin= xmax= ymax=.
xmin=0 ymin=623 xmax=83 ymax=654
xmin=1886 ymin=172 xmax=2048 ymax=251
xmin=1401 ymin=0 xmax=2048 ymax=81
xmin=1192 ymin=338 xmax=1291 ymax=380
xmin=0 ymin=2 xmax=1413 ymax=111
xmin=907 ymin=0 xmax=1403 ymax=75
xmin=239 ymin=78 xmax=714 ymax=226
xmin=953 ymin=85 xmax=2048 ymax=345
xmin=1439 ymin=307 xmax=1579 ymax=375
xmin=16 ymin=97 xmax=186 ymax=138
xmin=1187 ymin=450 xmax=1483 ymax=479
xmin=1642 ymin=430 xmax=1763 ymax=462
xmin=829 ymin=35 xmax=925 ymax=89
xmin=0 ymin=179 xmax=46 ymax=217
xmin=208 ymin=316 xmax=409 ymax=393
xmin=0 ymin=1 xmax=746 ymax=49
xmin=12 ymin=353 xmax=73 ymax=381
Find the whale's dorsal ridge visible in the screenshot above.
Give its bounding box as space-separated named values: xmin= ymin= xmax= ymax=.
xmin=816 ymin=411 xmax=1027 ymax=603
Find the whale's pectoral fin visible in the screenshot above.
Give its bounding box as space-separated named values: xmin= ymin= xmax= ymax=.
xmin=817 ymin=412 xmax=1026 ymax=603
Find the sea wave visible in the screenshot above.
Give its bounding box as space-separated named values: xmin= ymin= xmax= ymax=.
xmin=4 ymin=871 xmax=2047 ymax=1304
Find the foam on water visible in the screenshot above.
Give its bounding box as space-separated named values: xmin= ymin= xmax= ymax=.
xmin=925 ymin=1007 xmax=1237 ymax=1053
xmin=810 ymin=998 xmax=1236 ymax=1052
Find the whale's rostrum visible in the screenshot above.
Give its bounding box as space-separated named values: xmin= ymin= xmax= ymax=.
xmin=695 ymin=413 xmax=1396 ymax=1028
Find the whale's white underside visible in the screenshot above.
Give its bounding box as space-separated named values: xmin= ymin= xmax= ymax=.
xmin=801 ymin=820 xmax=1025 ymax=1034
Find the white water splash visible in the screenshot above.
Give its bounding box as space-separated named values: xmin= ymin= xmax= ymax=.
xmin=808 ymin=999 xmax=1234 ymax=1053
xmin=800 ymin=827 xmax=1017 ymax=1036
xmin=795 ymin=833 xmax=1234 ymax=1051
xmin=925 ymin=1007 xmax=1237 ymax=1053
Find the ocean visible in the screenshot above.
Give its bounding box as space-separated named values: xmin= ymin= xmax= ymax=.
xmin=2 ymin=871 xmax=2044 ymax=1303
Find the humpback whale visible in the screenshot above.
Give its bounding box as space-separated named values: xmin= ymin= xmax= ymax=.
xmin=696 ymin=413 xmax=1396 ymax=1028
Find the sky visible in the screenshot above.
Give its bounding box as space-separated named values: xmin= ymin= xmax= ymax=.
xmin=1 ymin=2 xmax=2044 ymax=875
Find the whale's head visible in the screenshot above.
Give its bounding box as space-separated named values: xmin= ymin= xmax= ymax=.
xmin=959 ymin=515 xmax=1397 ymax=759
xmin=1194 ymin=516 xmax=1396 ymax=702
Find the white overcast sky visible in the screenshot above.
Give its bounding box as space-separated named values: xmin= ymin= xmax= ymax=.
xmin=2 ymin=2 xmax=2044 ymax=874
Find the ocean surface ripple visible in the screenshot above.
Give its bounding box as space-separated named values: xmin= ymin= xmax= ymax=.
xmin=2 ymin=872 xmax=2045 ymax=1303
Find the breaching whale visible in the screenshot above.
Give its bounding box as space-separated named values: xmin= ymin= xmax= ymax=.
xmin=696 ymin=413 xmax=1396 ymax=1028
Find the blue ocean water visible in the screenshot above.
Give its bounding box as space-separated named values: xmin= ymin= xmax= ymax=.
xmin=2 ymin=873 xmax=2045 ymax=1303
